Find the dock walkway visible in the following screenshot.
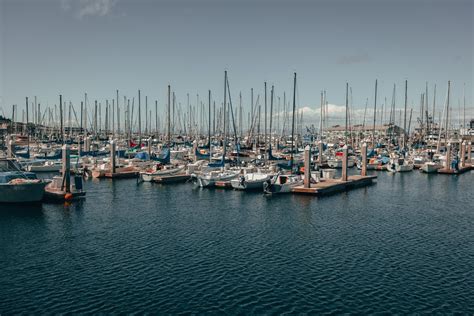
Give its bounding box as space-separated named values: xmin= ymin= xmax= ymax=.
xmin=292 ymin=175 xmax=377 ymax=196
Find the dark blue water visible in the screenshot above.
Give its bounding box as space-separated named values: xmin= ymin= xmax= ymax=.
xmin=1 ymin=170 xmax=473 ymax=314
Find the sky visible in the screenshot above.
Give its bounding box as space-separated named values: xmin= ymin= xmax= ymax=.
xmin=0 ymin=0 xmax=473 ymax=127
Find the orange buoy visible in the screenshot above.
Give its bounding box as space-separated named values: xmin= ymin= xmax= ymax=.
xmin=65 ymin=193 xmax=73 ymax=200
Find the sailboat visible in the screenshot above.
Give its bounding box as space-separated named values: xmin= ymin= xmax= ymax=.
xmin=140 ymin=164 xmax=186 ymax=182
xmin=386 ymin=154 xmax=414 ymax=172
xmin=264 ymin=73 xmax=303 ymax=194
xmin=195 ymin=71 xmax=239 ymax=188
xmin=230 ymin=171 xmax=272 ymax=191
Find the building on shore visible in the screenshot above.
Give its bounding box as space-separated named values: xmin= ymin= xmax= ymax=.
xmin=325 ymin=124 xmax=405 ymax=138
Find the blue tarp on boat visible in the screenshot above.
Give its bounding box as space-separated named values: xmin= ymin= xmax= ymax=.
xmin=135 ymin=152 xmax=150 ymax=160
xmin=152 ymin=148 xmax=171 ymax=164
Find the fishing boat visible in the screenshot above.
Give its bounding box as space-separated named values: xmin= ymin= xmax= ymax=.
xmin=387 ymin=157 xmax=414 ymax=172
xmin=230 ymin=172 xmax=272 ymax=191
xmin=0 ymin=158 xmax=49 ymax=203
xmin=263 ymin=173 xmax=303 ymax=194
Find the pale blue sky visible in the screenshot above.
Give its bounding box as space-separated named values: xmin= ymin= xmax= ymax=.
xmin=0 ymin=0 xmax=472 ymax=125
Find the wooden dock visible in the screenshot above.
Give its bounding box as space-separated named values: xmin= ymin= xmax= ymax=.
xmin=151 ymin=174 xmax=190 ymax=184
xmin=292 ymin=175 xmax=377 ymax=196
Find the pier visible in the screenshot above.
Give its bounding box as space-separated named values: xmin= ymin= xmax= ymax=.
xmin=292 ymin=175 xmax=377 ymax=196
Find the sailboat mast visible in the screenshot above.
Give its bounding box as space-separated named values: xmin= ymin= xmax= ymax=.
xmin=25 ymin=97 xmax=29 ymax=151
xmin=345 ymin=82 xmax=348 ymax=145
xmin=208 ymin=90 xmax=211 ymax=151
xmin=290 ymin=73 xmax=297 ymax=171
xmin=269 ymin=85 xmax=274 ymax=152
xmin=319 ymin=91 xmax=323 ymax=141
xmin=167 ymin=85 xmax=171 ymax=145
xmin=445 ymin=81 xmax=450 ymax=143
xmin=117 ymin=90 xmax=120 ymax=135
xmin=264 ymin=82 xmax=267 ymax=158
xmin=223 ymin=71 xmax=227 ymax=159
xmin=403 ymin=80 xmax=407 ymax=149
xmin=138 ymin=90 xmax=142 ymax=145
xmin=60 ymin=95 xmax=64 ymax=144
xmin=372 ymin=79 xmax=377 ymax=147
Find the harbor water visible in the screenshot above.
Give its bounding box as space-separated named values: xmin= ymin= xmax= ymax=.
xmin=1 ymin=171 xmax=473 ymax=313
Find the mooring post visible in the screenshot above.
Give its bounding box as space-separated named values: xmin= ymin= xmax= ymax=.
xmin=78 ymin=135 xmax=82 ymax=157
xmin=467 ymin=142 xmax=472 ymax=163
xmin=110 ymin=140 xmax=116 ymax=174
xmin=84 ymin=136 xmax=90 ymax=153
xmin=147 ymin=137 xmax=152 ymax=160
xmin=318 ymin=140 xmax=323 ymax=165
xmin=304 ymin=145 xmax=311 ymax=188
xmin=7 ymin=138 xmax=13 ymax=158
xmin=342 ymin=145 xmax=348 ymax=181
xmin=460 ymin=141 xmax=466 ymax=167
xmin=193 ymin=141 xmax=197 ymax=162
xmin=62 ymin=144 xmax=71 ymax=193
xmin=361 ymin=142 xmax=367 ymax=176
xmin=445 ymin=142 xmax=451 ymax=170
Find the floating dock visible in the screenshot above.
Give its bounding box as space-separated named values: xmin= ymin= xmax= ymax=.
xmin=292 ymin=175 xmax=377 ymax=196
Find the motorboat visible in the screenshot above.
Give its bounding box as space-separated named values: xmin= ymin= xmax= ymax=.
xmin=0 ymin=158 xmax=49 ymax=203
xmin=230 ymin=172 xmax=272 ymax=191
xmin=263 ymin=173 xmax=303 ymax=194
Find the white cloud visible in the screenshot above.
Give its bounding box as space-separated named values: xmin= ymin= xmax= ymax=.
xmin=60 ymin=0 xmax=117 ymax=19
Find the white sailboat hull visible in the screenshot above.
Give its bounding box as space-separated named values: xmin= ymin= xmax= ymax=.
xmin=230 ymin=174 xmax=271 ymax=191
xmin=420 ymin=162 xmax=442 ymax=173
xmin=140 ymin=165 xmax=186 ymax=182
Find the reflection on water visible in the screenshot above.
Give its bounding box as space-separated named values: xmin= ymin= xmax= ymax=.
xmin=0 ymin=170 xmax=473 ymax=313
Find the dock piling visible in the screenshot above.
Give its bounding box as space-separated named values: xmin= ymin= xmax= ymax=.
xmin=341 ymin=145 xmax=348 ymax=182
xmin=85 ymin=136 xmax=91 ymax=153
xmin=361 ymin=142 xmax=367 ymax=176
xmin=193 ymin=141 xmax=197 ymax=162
xmin=467 ymin=142 xmax=472 ymax=163
xmin=304 ymin=145 xmax=310 ymax=188
xmin=7 ymin=138 xmax=13 ymax=158
xmin=318 ymin=140 xmax=323 ymax=164
xmin=445 ymin=143 xmax=451 ymax=170
xmin=61 ymin=144 xmax=71 ymax=193
xmin=460 ymin=141 xmax=466 ymax=167
xmin=111 ymin=140 xmax=116 ymax=174
xmin=147 ymin=137 xmax=152 ymax=159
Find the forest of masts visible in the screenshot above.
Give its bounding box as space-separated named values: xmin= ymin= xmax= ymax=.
xmin=3 ymin=80 xmax=471 ymax=145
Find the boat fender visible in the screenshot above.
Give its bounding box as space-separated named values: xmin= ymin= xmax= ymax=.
xmin=65 ymin=193 xmax=73 ymax=200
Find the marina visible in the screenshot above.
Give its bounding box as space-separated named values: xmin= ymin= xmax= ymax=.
xmin=1 ymin=169 xmax=473 ymax=314
xmin=0 ymin=74 xmax=472 ymax=201
xmin=1 ymin=0 xmax=473 ymax=313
